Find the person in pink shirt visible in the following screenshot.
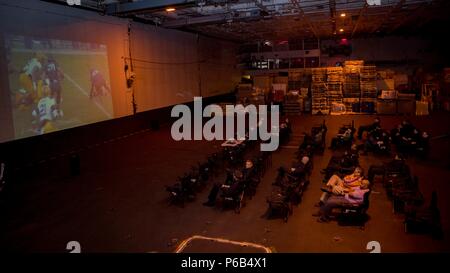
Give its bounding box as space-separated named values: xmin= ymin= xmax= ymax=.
xmin=315 ymin=180 xmax=370 ymax=223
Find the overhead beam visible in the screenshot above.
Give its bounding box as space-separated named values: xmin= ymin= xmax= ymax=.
xmin=371 ymin=0 xmax=406 ymax=33
xmin=290 ymin=0 xmax=318 ymax=39
xmin=329 ymin=0 xmax=336 ymax=35
xmin=163 ymin=13 xmax=231 ymax=28
xmin=351 ymin=2 xmax=369 ymax=38
xmin=106 ymin=0 xmax=196 ymax=15
xmin=388 ymin=3 xmax=429 ymax=34
xmin=254 ymin=0 xmax=270 ymax=14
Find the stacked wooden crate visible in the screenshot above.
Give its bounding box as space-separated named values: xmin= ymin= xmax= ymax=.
xmin=311 ymin=68 xmax=329 ymax=115
xmin=360 ymin=66 xmax=377 ymax=98
xmin=327 ymin=67 xmax=343 ymax=104
xmin=343 ymin=61 xmax=363 ymax=113
xmin=288 ymin=71 xmax=302 ymax=91
xmin=360 ymin=66 xmax=377 ymax=113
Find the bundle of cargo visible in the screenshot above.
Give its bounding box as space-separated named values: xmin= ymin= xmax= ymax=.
xmin=397 ymin=93 xmax=416 ymax=115
xmin=343 ymin=98 xmax=360 ymax=114
xmin=360 ymin=98 xmax=377 ymax=113
xmin=311 ymin=68 xmax=329 ymax=114
xmin=344 ymin=60 xmax=364 ymax=67
xmin=327 ymin=67 xmax=343 ymax=106
xmin=377 ymin=99 xmax=397 ymax=115
xmin=360 ymin=65 xmax=377 ymax=75
xmin=343 ymin=72 xmax=360 ymax=98
xmin=330 ymin=102 xmax=346 ymax=115
xmin=312 ymin=68 xmax=327 ymax=82
xmin=360 ymin=66 xmax=377 ymax=99
xmin=343 ymin=61 xmax=363 ymax=99
xmin=380 ymin=90 xmax=397 ymax=99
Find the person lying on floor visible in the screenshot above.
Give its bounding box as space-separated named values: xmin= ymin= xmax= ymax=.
xmin=203 ymin=160 xmax=255 ymax=207
xmin=318 ymin=167 xmax=364 ymax=205
xmin=314 ymin=180 xmax=370 ymax=223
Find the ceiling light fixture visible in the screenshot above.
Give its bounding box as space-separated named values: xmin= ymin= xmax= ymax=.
xmin=166 ymin=7 xmax=176 ymax=12
xmin=340 ymin=13 xmax=346 ymax=17
xmin=339 ymin=28 xmax=344 ymax=32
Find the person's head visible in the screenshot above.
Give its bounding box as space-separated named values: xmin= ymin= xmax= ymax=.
xmin=422 ymin=131 xmax=429 ymax=138
xmin=374 ymin=118 xmax=380 ymax=124
xmin=353 ymin=167 xmax=363 ymax=177
xmin=301 ymin=156 xmax=309 ymax=165
xmin=351 ymin=144 xmax=358 ymax=151
xmin=245 ymin=159 xmax=253 ymax=169
xmin=233 ymin=170 xmax=243 ymax=180
xmin=413 ymin=129 xmax=419 ymax=134
xmin=360 ymin=180 xmax=370 ymax=189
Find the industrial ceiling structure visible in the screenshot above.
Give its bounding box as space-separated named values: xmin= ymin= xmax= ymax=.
xmin=46 ymin=0 xmax=449 ymax=42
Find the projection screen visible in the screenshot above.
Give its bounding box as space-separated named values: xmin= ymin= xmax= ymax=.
xmin=4 ymin=35 xmax=114 ymax=141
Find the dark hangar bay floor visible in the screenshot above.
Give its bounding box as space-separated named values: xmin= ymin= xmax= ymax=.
xmin=1 ymin=113 xmax=449 ymax=252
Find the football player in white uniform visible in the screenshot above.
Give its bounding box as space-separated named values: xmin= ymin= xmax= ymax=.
xmin=32 ymin=86 xmax=59 ymax=135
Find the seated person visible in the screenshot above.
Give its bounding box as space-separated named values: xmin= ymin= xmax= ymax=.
xmin=312 ymin=130 xmax=324 ymax=150
xmin=357 ymin=118 xmax=380 ymax=139
xmin=330 ymin=127 xmax=353 ymax=149
xmin=416 ymin=131 xmax=430 ymax=156
xmin=318 ymin=167 xmax=364 ymax=205
xmin=362 ymin=128 xmax=389 ymax=154
xmin=299 ymin=133 xmax=314 ymax=150
xmin=242 ymin=159 xmax=257 ymax=185
xmin=279 ymin=118 xmax=292 ymax=144
xmin=399 ymin=120 xmax=416 ymax=138
xmin=368 ymin=154 xmax=408 ymax=182
xmin=322 ymin=145 xmax=359 ymax=180
xmin=203 ymin=159 xmax=256 ymax=206
xmin=397 ymin=128 xmax=420 ymax=154
xmin=314 ymin=180 xmax=370 ymax=222
xmin=390 ymin=124 xmax=402 ymax=145
xmin=203 ymin=170 xmax=245 ymax=207
xmin=288 ymin=156 xmax=310 ymax=180
xmin=282 ymin=118 xmax=292 ymax=132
